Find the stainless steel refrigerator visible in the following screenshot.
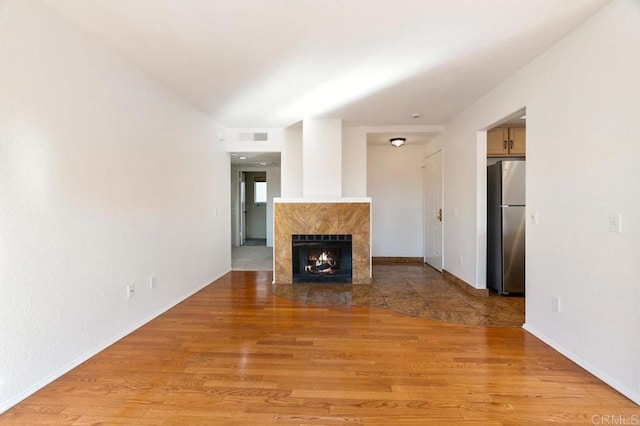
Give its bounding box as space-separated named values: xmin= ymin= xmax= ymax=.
xmin=487 ymin=160 xmax=525 ymax=294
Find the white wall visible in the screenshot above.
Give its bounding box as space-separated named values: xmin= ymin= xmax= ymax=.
xmin=343 ymin=125 xmax=445 ymax=199
xmin=281 ymin=123 xmax=303 ymax=198
xmin=223 ymin=128 xmax=284 ymax=152
xmin=0 ymin=0 xmax=230 ymax=412
xmin=423 ymin=138 xmax=442 ymax=158
xmin=302 ymin=118 xmax=342 ymax=197
xmin=230 ymin=166 xmax=240 ymax=245
xmin=342 ymin=127 xmax=367 ymax=197
xmin=367 ymin=145 xmax=424 ymax=257
xmin=265 ymin=166 xmax=281 ymax=247
xmin=437 ymin=0 xmax=640 ymax=404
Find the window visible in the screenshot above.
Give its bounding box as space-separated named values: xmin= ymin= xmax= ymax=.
xmin=254 ymin=178 xmax=267 ymax=204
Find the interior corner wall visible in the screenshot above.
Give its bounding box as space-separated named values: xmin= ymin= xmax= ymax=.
xmin=0 ymin=0 xmax=231 ymax=412
xmin=438 ymin=0 xmax=639 ymax=404
xmin=265 ymin=167 xmax=281 ymax=247
xmin=367 ymin=144 xmax=424 ymax=257
xmin=281 ymin=124 xmax=302 ymax=198
xmin=230 ymin=166 xmax=240 ymax=246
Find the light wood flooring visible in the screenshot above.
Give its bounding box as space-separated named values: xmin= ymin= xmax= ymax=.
xmin=1 ymin=270 xmax=636 ymax=424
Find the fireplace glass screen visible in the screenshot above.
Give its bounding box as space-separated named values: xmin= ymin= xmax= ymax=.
xmin=292 ymin=234 xmax=352 ymax=283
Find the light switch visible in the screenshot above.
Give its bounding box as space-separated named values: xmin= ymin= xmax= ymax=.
xmin=609 ymin=213 xmax=622 ymax=233
xmin=530 ymin=210 xmax=538 ymax=225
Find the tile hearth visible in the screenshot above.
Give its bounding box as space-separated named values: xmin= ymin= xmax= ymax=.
xmin=272 ymin=263 xmax=525 ymax=327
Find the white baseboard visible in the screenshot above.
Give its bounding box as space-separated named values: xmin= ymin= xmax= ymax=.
xmin=0 ymin=270 xmax=230 ymax=414
xmin=522 ymin=323 xmax=640 ymax=406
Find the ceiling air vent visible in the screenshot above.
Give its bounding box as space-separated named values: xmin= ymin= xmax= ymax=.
xmin=238 ymin=132 xmax=269 ymax=141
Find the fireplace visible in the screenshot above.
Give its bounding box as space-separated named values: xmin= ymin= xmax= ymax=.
xmin=274 ymin=200 xmax=371 ymax=284
xmin=292 ymin=234 xmax=352 ymax=283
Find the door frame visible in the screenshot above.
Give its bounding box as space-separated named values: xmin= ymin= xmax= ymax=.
xmin=239 ymin=172 xmax=246 ymax=246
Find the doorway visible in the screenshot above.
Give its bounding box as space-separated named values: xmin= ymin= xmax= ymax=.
xmin=423 ymin=150 xmax=443 ymax=271
xmin=232 ymin=170 xmax=271 ymax=271
xmin=229 ymin=152 xmax=281 ymax=271
xmin=484 ymin=108 xmax=527 ymax=296
xmin=242 ymin=171 xmax=267 ymax=246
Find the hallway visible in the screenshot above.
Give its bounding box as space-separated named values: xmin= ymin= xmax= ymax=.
xmin=231 ymin=244 xmax=272 ymax=271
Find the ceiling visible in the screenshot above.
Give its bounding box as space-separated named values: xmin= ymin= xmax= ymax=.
xmin=43 ymin=0 xmax=610 ymax=128
xmin=230 ymin=152 xmax=281 ymax=167
xmin=367 ymin=132 xmax=441 ymax=146
xmin=493 ymin=108 xmax=527 ymax=127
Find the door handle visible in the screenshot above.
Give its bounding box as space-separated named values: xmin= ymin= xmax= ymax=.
xmin=509 ymin=140 xmax=514 ymax=150
xmin=503 ymin=140 xmax=507 ymax=150
xmin=437 ymin=209 xmax=442 ymax=222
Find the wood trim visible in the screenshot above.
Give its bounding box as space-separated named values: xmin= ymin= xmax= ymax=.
xmin=372 ymin=257 xmax=423 ymax=264
xmin=442 ymin=270 xmax=490 ymax=297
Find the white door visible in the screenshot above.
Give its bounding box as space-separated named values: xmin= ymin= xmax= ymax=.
xmin=423 ymin=151 xmax=443 ymax=271
xmin=239 ymin=172 xmax=246 ymax=246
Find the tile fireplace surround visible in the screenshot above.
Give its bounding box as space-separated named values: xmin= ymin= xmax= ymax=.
xmin=273 ymin=198 xmax=372 ymax=284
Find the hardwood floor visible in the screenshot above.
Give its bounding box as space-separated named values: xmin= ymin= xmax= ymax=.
xmin=2 ymin=270 xmax=636 ymax=425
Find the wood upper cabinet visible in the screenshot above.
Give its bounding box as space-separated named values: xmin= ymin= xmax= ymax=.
xmin=487 ymin=128 xmax=509 ymax=156
xmin=509 ymin=127 xmax=526 ymax=155
xmin=487 ymin=127 xmax=525 ymax=157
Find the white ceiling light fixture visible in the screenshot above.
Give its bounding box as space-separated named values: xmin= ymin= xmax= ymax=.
xmin=239 ymin=156 xmax=247 ymax=160
xmin=390 ymin=137 xmax=406 ymax=148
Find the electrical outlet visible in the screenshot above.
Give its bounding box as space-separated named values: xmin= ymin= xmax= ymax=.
xmin=551 ymin=296 xmax=560 ymax=312
xmin=150 ymin=275 xmax=157 ymax=289
xmin=126 ymin=284 xmax=135 ymax=299
xmin=458 ymin=256 xmax=463 ymax=265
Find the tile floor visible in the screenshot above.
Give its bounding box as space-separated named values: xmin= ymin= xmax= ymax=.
xmin=273 ymin=263 xmax=525 ymax=327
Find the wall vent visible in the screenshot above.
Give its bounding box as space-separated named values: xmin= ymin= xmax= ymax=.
xmin=239 ymin=132 xmax=269 ymax=141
